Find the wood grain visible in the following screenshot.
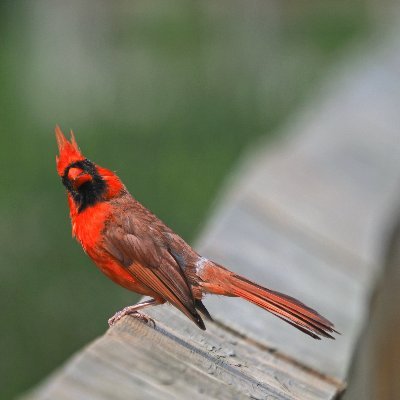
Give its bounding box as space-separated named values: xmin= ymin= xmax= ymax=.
xmin=23 ymin=316 xmax=340 ymax=400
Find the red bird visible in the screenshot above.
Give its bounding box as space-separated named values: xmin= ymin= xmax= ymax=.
xmin=56 ymin=127 xmax=337 ymax=339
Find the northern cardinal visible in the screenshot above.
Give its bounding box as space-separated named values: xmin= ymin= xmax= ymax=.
xmin=56 ymin=127 xmax=337 ymax=339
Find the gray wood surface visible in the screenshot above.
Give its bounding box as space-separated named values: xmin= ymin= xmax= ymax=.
xmin=24 ymin=315 xmax=340 ymax=400
xmin=23 ymin=29 xmax=400 ymax=400
xmin=343 ymin=214 xmax=400 ymax=398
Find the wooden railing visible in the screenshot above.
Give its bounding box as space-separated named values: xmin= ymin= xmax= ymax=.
xmin=22 ymin=28 xmax=400 ymax=400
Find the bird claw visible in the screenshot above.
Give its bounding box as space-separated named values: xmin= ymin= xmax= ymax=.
xmin=108 ymin=308 xmax=155 ymax=328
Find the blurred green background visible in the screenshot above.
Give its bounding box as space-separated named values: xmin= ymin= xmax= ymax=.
xmin=0 ymin=1 xmax=372 ymax=398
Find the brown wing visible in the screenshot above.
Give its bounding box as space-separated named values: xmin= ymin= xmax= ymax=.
xmin=102 ymin=208 xmax=205 ymax=330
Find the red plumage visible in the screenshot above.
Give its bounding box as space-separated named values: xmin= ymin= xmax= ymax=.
xmin=56 ymin=127 xmax=337 ymax=339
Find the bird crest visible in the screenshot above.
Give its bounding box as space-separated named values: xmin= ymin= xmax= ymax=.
xmin=55 ymin=125 xmax=85 ymax=176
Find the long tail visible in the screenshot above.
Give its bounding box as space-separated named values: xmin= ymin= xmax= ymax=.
xmin=199 ymin=262 xmax=337 ymax=340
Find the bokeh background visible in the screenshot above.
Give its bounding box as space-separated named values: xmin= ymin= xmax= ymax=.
xmin=0 ymin=1 xmax=381 ymax=398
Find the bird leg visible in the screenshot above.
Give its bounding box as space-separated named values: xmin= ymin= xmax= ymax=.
xmin=108 ymin=298 xmax=160 ymax=327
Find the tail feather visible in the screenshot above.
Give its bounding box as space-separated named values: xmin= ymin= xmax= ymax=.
xmin=199 ymin=261 xmax=337 ymax=339
xmin=229 ymin=274 xmax=337 ymax=339
xmin=196 ymin=260 xmax=339 ymax=339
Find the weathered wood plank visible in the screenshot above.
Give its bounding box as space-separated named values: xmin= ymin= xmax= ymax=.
xmin=198 ymin=203 xmax=364 ymax=380
xmin=342 ymin=221 xmax=400 ymax=398
xmin=23 ymin=316 xmax=340 ymax=400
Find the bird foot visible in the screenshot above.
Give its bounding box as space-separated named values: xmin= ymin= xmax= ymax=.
xmin=108 ymin=307 xmax=155 ymax=327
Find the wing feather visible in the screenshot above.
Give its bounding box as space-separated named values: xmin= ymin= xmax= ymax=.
xmin=103 ymin=215 xmax=205 ymax=329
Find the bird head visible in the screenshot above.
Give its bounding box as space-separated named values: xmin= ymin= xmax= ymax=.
xmin=55 ymin=126 xmax=124 ymax=212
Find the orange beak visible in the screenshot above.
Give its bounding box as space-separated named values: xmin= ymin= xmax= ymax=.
xmin=68 ymin=167 xmax=92 ymax=189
